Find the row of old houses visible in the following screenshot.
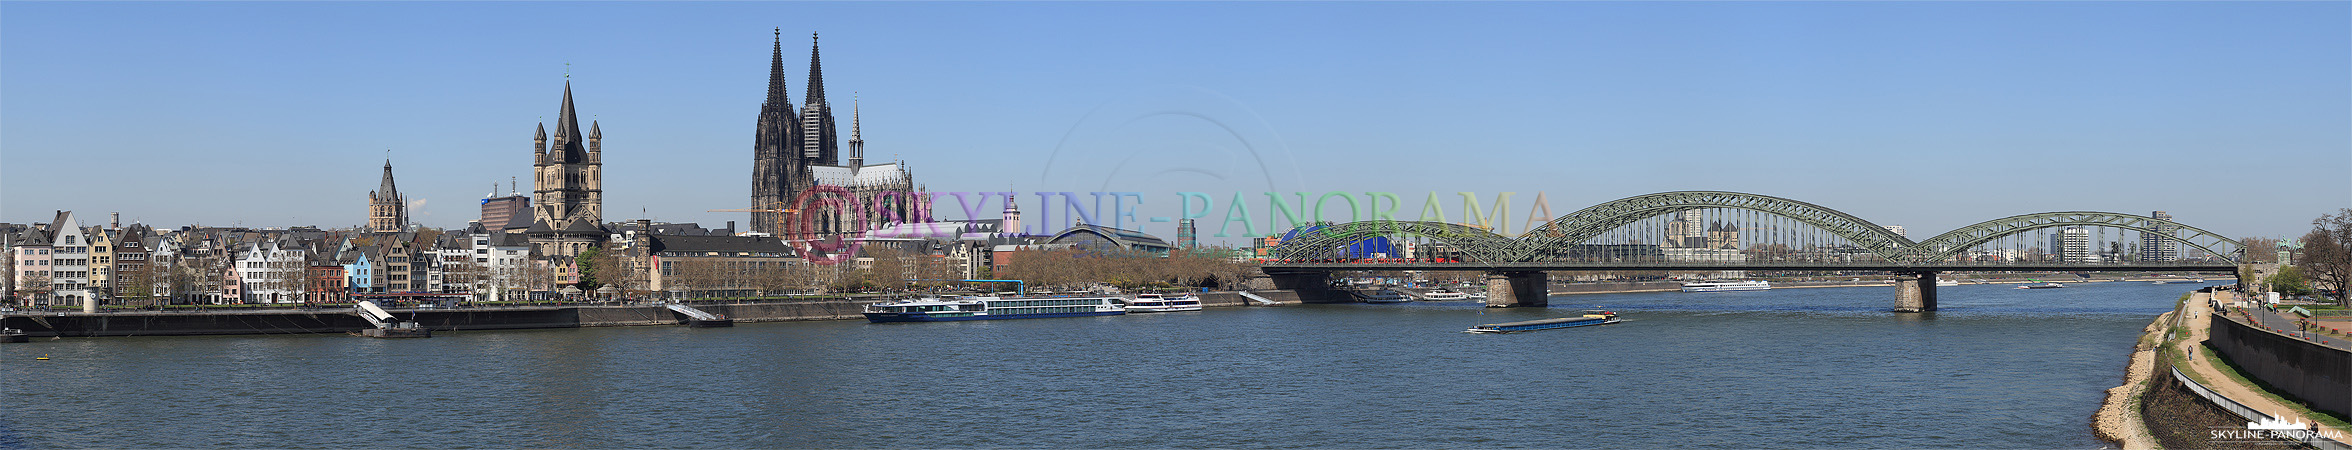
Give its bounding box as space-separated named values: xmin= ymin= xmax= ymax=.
xmin=3 ymin=210 xmax=564 ymax=307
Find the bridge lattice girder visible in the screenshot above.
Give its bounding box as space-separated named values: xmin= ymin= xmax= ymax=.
xmin=1516 ymin=191 xmax=1914 ymax=262
xmin=1267 ymin=191 xmax=2245 ymax=265
xmin=1267 ymin=220 xmax=1521 ymax=264
xmin=1906 ymin=211 xmax=2244 ymax=263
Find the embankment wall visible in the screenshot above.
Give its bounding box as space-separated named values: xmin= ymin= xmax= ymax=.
xmin=2207 ymin=313 xmax=2352 ymax=418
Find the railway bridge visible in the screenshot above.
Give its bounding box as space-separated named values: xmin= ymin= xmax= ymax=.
xmin=1261 ymin=191 xmax=2244 ymax=311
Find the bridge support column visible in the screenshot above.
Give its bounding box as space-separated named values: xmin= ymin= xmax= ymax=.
xmin=1267 ymin=271 xmax=1348 ymax=303
xmin=1895 ymin=271 xmax=1938 ymax=313
xmin=1484 ymin=271 xmax=1549 ymax=308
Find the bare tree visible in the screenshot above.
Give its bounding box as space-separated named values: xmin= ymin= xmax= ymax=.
xmin=2297 ymin=209 xmax=2352 ymax=307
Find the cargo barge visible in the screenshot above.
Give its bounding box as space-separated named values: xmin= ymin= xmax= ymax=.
xmin=1466 ymin=311 xmax=1621 ymax=334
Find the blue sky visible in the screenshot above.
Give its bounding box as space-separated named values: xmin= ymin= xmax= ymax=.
xmin=3 ymin=1 xmax=2346 ymax=244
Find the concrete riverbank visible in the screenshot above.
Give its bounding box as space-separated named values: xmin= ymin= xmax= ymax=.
xmin=0 ymin=291 xmax=1284 ymax=338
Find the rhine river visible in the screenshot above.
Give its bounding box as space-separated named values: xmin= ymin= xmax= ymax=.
xmin=0 ymin=282 xmax=2198 ymax=448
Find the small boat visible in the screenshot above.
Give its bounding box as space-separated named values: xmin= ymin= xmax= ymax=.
xmin=1421 ymin=289 xmax=1470 ymax=301
xmin=1682 ymin=280 xmax=1771 ymax=292
xmin=2016 ymin=283 xmax=2067 ymax=289
xmin=1357 ymin=289 xmax=1410 ymax=303
xmin=1468 ymin=311 xmax=1621 ymax=333
xmin=1125 ymin=293 xmax=1204 ymax=313
xmin=864 ymin=296 xmax=1126 ymax=323
xmin=1 ymin=328 xmax=26 ymax=343
xmin=1936 ymin=279 xmax=1960 ymax=287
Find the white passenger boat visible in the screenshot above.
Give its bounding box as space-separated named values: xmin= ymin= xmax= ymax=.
xmin=1421 ymin=289 xmax=1470 ymax=301
xmin=863 ymin=296 xmax=1126 ymax=322
xmin=1124 ymin=293 xmax=1204 ymax=313
xmin=1357 ymin=289 xmax=1410 ymax=303
xmin=1681 ymin=280 xmax=1772 ymax=292
xmin=1937 ymin=279 xmax=1960 ymax=287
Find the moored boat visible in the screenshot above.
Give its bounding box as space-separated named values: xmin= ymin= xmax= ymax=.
xmin=864 ymin=296 xmax=1126 ymax=323
xmin=1467 ymin=311 xmax=1621 ymax=333
xmin=2016 ymin=283 xmax=2066 ymax=289
xmin=1681 ymin=280 xmax=1771 ymax=292
xmin=1421 ymin=289 xmax=1470 ymax=301
xmin=1936 ymin=279 xmax=1960 ymax=287
xmin=1125 ymin=293 xmax=1204 ymax=313
xmin=0 ymin=328 xmax=26 ymax=343
xmin=1357 ymin=289 xmax=1410 ymax=303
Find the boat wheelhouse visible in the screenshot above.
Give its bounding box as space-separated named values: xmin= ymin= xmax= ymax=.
xmin=863 ymin=296 xmax=1126 ymax=323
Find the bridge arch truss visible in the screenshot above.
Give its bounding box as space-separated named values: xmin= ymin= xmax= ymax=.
xmin=1517 ymin=191 xmax=1914 ymax=262
xmin=1906 ymin=211 xmax=2243 ymax=264
xmin=1266 ymin=220 xmax=1523 ymax=263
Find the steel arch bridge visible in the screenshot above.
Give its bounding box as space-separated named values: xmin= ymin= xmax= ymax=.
xmin=1516 ymin=191 xmax=1914 ymax=262
xmin=1269 ymin=191 xmax=2244 ymax=265
xmin=1268 ymin=220 xmax=1522 ymax=263
xmin=1906 ymin=211 xmax=2243 ymax=263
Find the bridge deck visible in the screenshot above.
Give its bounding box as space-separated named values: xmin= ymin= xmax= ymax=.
xmin=1260 ymin=262 xmax=2238 ymax=272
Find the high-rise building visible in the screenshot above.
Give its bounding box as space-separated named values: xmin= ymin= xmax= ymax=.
xmin=1883 ymin=225 xmax=1906 ymax=239
xmin=2056 ymin=226 xmax=2093 ymax=263
xmin=749 ymin=31 xmax=919 ymax=238
xmin=369 ymin=160 xmax=407 ymax=233
xmin=2140 ymin=211 xmax=2179 ymax=262
xmin=1176 ymin=218 xmax=1197 ymax=248
xmin=525 ymin=81 xmax=606 ymax=257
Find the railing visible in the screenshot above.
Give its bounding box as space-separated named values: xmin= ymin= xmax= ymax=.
xmin=2171 ymin=367 xmax=2351 ymax=450
xmin=1235 ymin=291 xmax=1279 ymax=306
xmin=664 ymin=303 xmax=722 ymax=321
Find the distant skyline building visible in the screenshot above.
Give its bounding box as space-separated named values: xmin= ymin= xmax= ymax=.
xmin=368 ymin=160 xmax=407 ymax=234
xmin=2056 ymin=226 xmax=2093 ymax=263
xmin=2140 ymin=211 xmax=2180 ymax=262
xmin=480 ymin=182 xmax=531 ymax=232
xmin=526 ymin=81 xmax=607 ymax=257
xmin=1883 ymin=225 xmax=1905 ymax=239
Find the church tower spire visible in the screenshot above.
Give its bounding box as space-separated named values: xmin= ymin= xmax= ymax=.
xmin=768 ymin=28 xmax=789 ymax=110
xmin=369 ymin=158 xmax=408 ymax=233
xmin=797 ymin=32 xmax=839 ymax=165
xmin=848 ymin=95 xmax=863 ymax=168
xmin=805 ymin=32 xmax=826 ymax=106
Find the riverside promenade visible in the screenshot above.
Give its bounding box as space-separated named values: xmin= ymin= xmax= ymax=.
xmin=2172 ymin=291 xmax=2349 ymax=446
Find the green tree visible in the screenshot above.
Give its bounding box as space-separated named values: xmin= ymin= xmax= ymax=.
xmin=575 ymin=246 xmax=606 ymax=291
xmin=2296 ymin=209 xmax=2352 ymax=307
xmin=2267 ymin=265 xmax=2313 ymax=297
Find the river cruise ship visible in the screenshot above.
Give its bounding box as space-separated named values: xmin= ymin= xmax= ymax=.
xmin=1680 ymin=280 xmax=1772 ymax=292
xmin=863 ymin=296 xmax=1126 ymax=323
xmin=1125 ymin=294 xmax=1204 ymax=313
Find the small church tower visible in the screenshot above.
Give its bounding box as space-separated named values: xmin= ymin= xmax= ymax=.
xmin=369 ymin=159 xmax=407 ymax=233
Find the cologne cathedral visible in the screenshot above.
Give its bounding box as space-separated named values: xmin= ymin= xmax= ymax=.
xmin=749 ymin=31 xmax=920 ymax=239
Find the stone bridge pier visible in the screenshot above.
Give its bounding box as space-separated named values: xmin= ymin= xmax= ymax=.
xmin=1894 ymin=271 xmax=1939 ymax=313
xmin=1484 ymin=271 xmax=1549 ymax=308
xmin=1265 ymin=270 xmax=1350 ymax=303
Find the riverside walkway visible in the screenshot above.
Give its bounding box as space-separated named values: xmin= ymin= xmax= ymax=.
xmin=2178 ymin=291 xmax=2348 ymax=435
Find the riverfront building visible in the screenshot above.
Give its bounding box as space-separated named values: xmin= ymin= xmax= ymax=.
xmin=748 ymin=31 xmax=920 ymax=239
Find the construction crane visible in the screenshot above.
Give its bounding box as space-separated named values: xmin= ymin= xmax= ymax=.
xmin=707 ymin=201 xmax=801 ymax=236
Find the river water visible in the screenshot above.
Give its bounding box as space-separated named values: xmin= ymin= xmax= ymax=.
xmin=0 ymin=281 xmax=2198 ymax=448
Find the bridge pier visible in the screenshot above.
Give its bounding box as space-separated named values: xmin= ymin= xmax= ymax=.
xmin=1484 ymin=271 xmax=1549 ymax=308
xmin=1266 ymin=271 xmax=1350 ymax=303
xmin=1894 ymin=271 xmax=1938 ymax=313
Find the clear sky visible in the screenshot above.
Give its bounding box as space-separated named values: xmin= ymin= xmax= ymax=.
xmin=4 ymin=1 xmax=2346 ymax=245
